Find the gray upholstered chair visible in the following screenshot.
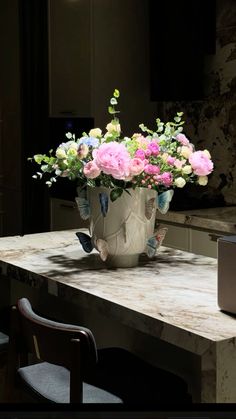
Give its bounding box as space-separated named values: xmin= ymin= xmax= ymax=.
xmin=6 ymin=298 xmax=191 ymax=405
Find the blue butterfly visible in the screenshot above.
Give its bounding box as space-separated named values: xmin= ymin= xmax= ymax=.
xmin=99 ymin=192 xmax=109 ymax=217
xmin=75 ymin=189 xmax=90 ymax=220
xmin=146 ymin=227 xmax=168 ymax=258
xmin=156 ymin=190 xmax=174 ymax=214
xmin=76 ymin=232 xmax=93 ymax=253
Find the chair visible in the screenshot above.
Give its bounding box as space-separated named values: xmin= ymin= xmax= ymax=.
xmin=6 ymin=298 xmax=192 ymax=405
xmin=0 ymin=330 xmax=9 ymax=402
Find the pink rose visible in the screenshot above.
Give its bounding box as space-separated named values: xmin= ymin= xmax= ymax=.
xmin=167 ymin=156 xmax=176 ymax=165
xmin=83 ymin=160 xmax=101 ymax=179
xmin=176 ymin=133 xmax=190 ymax=146
xmin=189 ymin=151 xmax=214 ymax=176
xmin=158 ymin=172 xmax=173 ymax=187
xmin=135 ymin=149 xmax=146 ymax=160
xmin=129 ymin=158 xmax=145 ymax=176
xmin=93 ymin=142 xmax=131 ymax=179
xmin=144 ymin=164 xmax=160 ymax=175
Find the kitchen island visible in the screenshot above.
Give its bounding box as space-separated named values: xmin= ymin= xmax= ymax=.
xmin=0 ymin=229 xmax=236 ymax=403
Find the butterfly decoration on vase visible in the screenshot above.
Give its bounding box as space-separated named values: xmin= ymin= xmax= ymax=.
xmin=75 ymin=188 xmax=90 ymax=220
xmin=75 ymin=189 xmax=109 ymax=219
xmin=76 ymin=231 xmax=109 ymax=261
xmin=146 ymin=225 xmax=168 ymax=258
xmin=156 ymin=190 xmax=174 ymax=214
xmin=99 ymin=192 xmax=109 ymax=217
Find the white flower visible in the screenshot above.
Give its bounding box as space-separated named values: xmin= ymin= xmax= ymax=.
xmin=174 ymin=177 xmax=186 ymax=188
xmin=181 ymin=146 xmax=192 ymax=159
xmin=67 ymin=141 xmax=78 ymax=150
xmin=106 ymin=122 xmax=121 ymax=135
xmin=67 ymin=147 xmax=77 ymax=157
xmin=56 ymin=148 xmax=67 ymax=159
xmin=182 ymin=165 xmax=192 ymax=175
xmin=89 ymin=128 xmax=102 ymax=137
xmin=65 ymin=132 xmax=73 ymax=139
xmin=198 ymin=175 xmax=208 ymax=186
xmin=203 ymin=149 xmax=211 ymax=159
xmin=161 ymin=152 xmax=169 ymax=162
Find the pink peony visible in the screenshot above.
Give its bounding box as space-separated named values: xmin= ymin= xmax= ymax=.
xmin=176 ymin=133 xmax=190 ymax=146
xmin=189 ymin=151 xmax=214 ymax=176
xmin=93 ymin=142 xmax=131 ymax=179
xmin=83 ymin=160 xmax=101 ymax=179
xmin=144 ymin=164 xmax=160 ymax=175
xmin=158 ymin=172 xmax=173 ymax=187
xmin=147 ymin=141 xmax=160 ymax=156
xmin=135 ymin=149 xmax=146 ymax=160
xmin=129 ymin=158 xmax=145 ymax=176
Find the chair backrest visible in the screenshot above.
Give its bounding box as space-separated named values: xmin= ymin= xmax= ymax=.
xmin=7 ymin=298 xmax=98 ymax=402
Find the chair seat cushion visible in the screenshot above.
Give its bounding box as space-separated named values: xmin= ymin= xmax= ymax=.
xmin=17 ymin=362 xmax=122 ymax=403
xmin=0 ymin=332 xmax=9 ymax=351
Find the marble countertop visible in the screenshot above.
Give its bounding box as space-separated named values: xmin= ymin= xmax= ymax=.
xmin=2 ymin=229 xmax=236 ymax=402
xmin=1 ymin=228 xmax=235 ymax=354
xmin=156 ymin=206 xmax=236 ymax=234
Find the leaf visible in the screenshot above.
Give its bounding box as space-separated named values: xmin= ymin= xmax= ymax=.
xmin=108 ymin=106 xmax=115 ymax=114
xmin=174 ymin=116 xmax=181 ymax=123
xmin=110 ymin=188 xmax=123 ymax=202
xmin=113 ymin=89 xmax=120 ymax=98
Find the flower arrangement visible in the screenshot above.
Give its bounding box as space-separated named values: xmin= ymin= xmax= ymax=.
xmin=30 ymin=89 xmax=214 ymax=202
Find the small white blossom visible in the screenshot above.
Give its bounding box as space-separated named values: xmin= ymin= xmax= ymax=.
xmin=174 ymin=177 xmax=186 ymax=188
xmin=198 ymin=176 xmax=208 ymax=186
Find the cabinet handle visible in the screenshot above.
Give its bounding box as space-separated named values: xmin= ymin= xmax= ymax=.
xmin=60 ymin=203 xmax=76 ymax=210
xmin=208 ymin=233 xmax=222 ymax=242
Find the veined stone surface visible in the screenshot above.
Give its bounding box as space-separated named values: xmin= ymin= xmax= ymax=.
xmin=1 ymin=229 xmax=236 ymax=402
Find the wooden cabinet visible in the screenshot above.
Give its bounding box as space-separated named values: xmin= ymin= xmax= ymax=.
xmin=48 ymin=0 xmax=91 ymax=117
xmin=50 ymin=198 xmax=88 ymax=231
xmin=160 ymin=222 xmax=219 ymax=258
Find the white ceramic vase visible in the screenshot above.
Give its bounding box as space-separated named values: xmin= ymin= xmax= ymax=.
xmin=87 ymin=186 xmax=157 ymax=268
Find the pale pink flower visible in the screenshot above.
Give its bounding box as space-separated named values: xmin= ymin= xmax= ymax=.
xmin=189 ymin=150 xmax=214 ymax=176
xmin=167 ymin=156 xmax=176 ymax=165
xmin=176 ymin=133 xmax=190 ymax=146
xmin=93 ymin=142 xmax=131 ymax=179
xmin=174 ymin=159 xmax=186 ymax=169
xmin=144 ymin=164 xmax=160 ymax=175
xmin=134 ymin=135 xmax=149 ymax=148
xmin=83 ymin=160 xmax=101 ymax=179
xmin=129 ymin=158 xmax=145 ymax=176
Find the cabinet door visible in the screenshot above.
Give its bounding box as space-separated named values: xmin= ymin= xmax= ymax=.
xmin=48 ymin=0 xmax=91 ymax=117
xmin=160 ymin=223 xmax=189 ymax=251
xmin=50 ymin=198 xmax=88 ymax=231
xmin=189 ymin=229 xmax=217 ymax=258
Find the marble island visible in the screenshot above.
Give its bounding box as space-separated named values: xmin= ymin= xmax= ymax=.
xmin=157 ymin=206 xmax=236 ymax=234
xmin=1 ymin=229 xmax=236 ymax=403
